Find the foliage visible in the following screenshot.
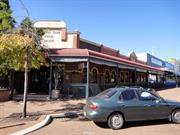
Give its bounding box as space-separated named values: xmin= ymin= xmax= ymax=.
xmin=0 ymin=33 xmax=46 ymax=76
xmin=53 ymin=64 xmax=64 ymax=90
xmin=19 ymin=17 xmax=45 ymax=44
xmin=1 ymin=0 xmax=10 ymax=9
xmin=0 ymin=0 xmax=15 ymax=32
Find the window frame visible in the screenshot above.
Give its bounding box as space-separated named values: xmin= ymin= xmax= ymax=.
xmin=92 ymin=68 xmax=98 ymax=83
xmin=105 ymin=69 xmax=110 ymax=83
xmin=111 ymin=70 xmax=116 ymax=83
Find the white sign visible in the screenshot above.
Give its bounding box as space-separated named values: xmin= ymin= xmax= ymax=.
xmin=41 ymin=29 xmax=74 ymax=49
xmin=151 ymin=57 xmax=163 ymax=66
xmin=41 ymin=30 xmax=61 ymax=48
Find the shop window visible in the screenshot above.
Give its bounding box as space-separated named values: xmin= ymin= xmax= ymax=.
xmin=120 ymin=72 xmax=124 ymax=82
xmin=82 ymin=67 xmax=87 ymax=83
xmin=111 ymin=70 xmax=116 ymax=83
xmin=92 ymin=68 xmax=98 ymax=83
xmin=137 ymin=74 xmax=141 ymax=83
xmin=124 ymin=72 xmax=129 ymax=82
xmin=105 ymin=70 xmax=110 ymax=83
xmin=141 ymin=74 xmax=145 ymax=82
xmin=148 ymin=74 xmax=157 ymax=83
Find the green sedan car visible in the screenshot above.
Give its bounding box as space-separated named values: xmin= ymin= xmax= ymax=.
xmin=83 ymin=87 xmax=180 ymax=130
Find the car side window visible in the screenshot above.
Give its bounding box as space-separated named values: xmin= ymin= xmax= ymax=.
xmin=121 ymin=90 xmax=137 ymax=101
xmin=138 ymin=91 xmax=157 ymax=101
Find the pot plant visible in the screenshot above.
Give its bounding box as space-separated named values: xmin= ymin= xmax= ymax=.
xmin=52 ymin=64 xmax=64 ymax=99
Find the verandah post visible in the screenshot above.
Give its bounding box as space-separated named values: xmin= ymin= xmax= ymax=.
xmin=86 ymin=59 xmax=89 ymax=98
xmin=48 ymin=60 xmax=53 ymax=99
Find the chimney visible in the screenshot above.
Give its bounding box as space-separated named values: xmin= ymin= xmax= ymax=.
xmin=73 ymin=29 xmax=81 ymax=48
xmin=61 ymin=28 xmax=67 ymax=41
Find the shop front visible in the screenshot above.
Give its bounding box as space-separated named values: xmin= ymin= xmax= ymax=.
xmin=47 ymin=49 xmax=163 ymax=99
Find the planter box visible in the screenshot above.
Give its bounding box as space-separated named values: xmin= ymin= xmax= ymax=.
xmin=0 ymin=88 xmax=10 ymax=101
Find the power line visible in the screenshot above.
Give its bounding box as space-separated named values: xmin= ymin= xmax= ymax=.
xmin=17 ymin=0 xmax=30 ymax=17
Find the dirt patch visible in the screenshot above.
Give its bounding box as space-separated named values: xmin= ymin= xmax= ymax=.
xmin=0 ymin=99 xmax=85 ymax=135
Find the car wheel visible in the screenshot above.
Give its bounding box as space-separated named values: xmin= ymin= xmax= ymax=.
xmin=172 ymin=109 xmax=180 ymax=124
xmin=108 ymin=113 xmax=124 ymax=130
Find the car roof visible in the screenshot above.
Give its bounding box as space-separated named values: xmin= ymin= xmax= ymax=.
xmin=115 ymin=86 xmax=144 ymax=90
xmin=114 ymin=86 xmax=157 ymax=95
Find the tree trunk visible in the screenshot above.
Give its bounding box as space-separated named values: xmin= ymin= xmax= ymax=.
xmin=22 ymin=47 xmax=29 ymax=118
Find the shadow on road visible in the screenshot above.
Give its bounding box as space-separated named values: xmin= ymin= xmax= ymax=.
xmin=124 ymin=119 xmax=170 ymax=128
xmin=93 ymin=119 xmax=171 ymax=129
xmin=0 ymin=123 xmax=25 ymax=129
xmin=3 ymin=101 xmax=85 ymax=118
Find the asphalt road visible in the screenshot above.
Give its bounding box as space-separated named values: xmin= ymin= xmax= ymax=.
xmin=30 ymin=119 xmax=180 ymax=135
xmin=30 ymin=88 xmax=180 ymax=135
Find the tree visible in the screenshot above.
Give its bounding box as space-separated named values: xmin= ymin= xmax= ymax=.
xmin=0 ymin=0 xmax=15 ymax=32
xmin=0 ymin=18 xmax=45 ymax=117
xmin=20 ymin=17 xmax=44 ymax=118
xmin=1 ymin=0 xmax=10 ymax=9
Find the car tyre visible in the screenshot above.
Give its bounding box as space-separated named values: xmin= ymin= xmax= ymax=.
xmin=172 ymin=109 xmax=180 ymax=124
xmin=108 ymin=113 xmax=124 ymax=130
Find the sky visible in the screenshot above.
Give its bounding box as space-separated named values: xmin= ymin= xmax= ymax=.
xmin=9 ymin=0 xmax=180 ymax=60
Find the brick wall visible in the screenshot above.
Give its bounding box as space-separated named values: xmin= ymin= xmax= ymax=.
xmin=0 ymin=89 xmax=10 ymax=101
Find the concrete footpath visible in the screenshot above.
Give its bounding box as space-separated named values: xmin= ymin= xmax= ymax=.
xmin=0 ymin=100 xmax=85 ymax=135
xmin=11 ymin=112 xmax=79 ymax=135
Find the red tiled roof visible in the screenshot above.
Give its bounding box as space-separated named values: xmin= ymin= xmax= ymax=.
xmin=88 ymin=50 xmax=162 ymax=72
xmin=49 ymin=48 xmax=162 ymax=72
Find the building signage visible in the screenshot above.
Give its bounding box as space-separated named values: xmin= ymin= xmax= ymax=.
xmin=41 ymin=30 xmax=60 ymax=46
xmin=41 ymin=30 xmax=61 ymax=48
xmin=40 ymin=29 xmax=73 ymax=49
xmin=151 ymin=57 xmax=163 ymax=67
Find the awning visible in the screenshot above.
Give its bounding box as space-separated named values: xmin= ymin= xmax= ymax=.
xmin=118 ymin=64 xmax=135 ymax=70
xmin=148 ymin=71 xmax=158 ymax=74
xmin=90 ymin=58 xmax=117 ymax=67
xmin=136 ymin=68 xmax=147 ymax=73
xmin=50 ymin=57 xmax=88 ymax=63
xmin=49 ymin=48 xmax=163 ymax=73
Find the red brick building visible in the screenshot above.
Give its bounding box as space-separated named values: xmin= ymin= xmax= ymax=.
xmin=12 ymin=21 xmax=164 ymax=99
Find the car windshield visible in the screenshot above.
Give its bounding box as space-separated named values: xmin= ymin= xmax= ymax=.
xmin=96 ymin=88 xmax=117 ymax=98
